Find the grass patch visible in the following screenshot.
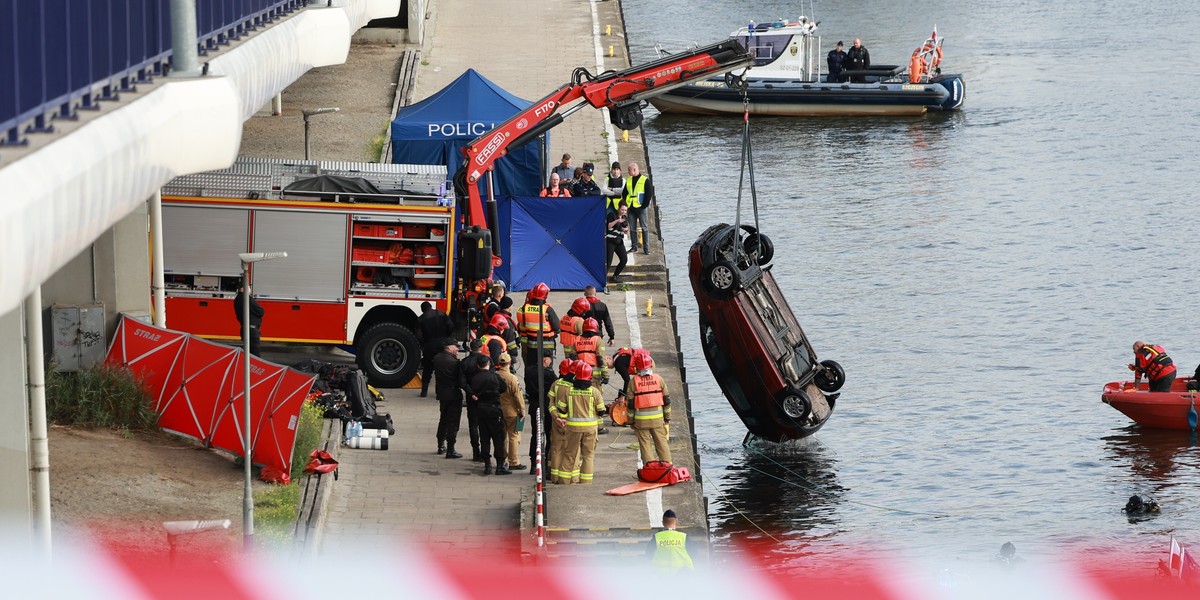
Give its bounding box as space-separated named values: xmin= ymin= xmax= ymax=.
xmin=253 ymin=399 xmax=327 ymax=548
xmin=367 ymin=125 xmax=389 ymax=162
xmin=45 ymin=365 xmax=156 ymax=430
xmin=290 ymin=400 xmax=325 ymax=482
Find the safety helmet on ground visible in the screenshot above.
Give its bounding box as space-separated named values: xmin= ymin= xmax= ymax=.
xmin=571 ymin=297 xmax=591 ymax=315
xmin=583 ymin=317 xmax=600 ymax=334
xmin=558 ymin=359 xmax=573 ymax=377
xmin=574 ymin=362 xmax=593 ymax=382
xmin=489 ymin=314 xmax=509 ymax=332
xmin=527 ymin=282 xmax=550 ymax=302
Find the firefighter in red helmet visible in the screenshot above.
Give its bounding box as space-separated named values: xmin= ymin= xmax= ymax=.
xmin=554 ymin=361 xmax=606 ymax=484
xmin=625 ymin=349 xmax=671 ymax=464
xmin=516 ymin=282 xmax=560 ymax=370
xmin=559 ymin=297 xmax=591 ymax=360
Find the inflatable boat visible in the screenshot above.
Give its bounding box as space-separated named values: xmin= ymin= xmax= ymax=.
xmin=1101 ymin=380 xmax=1200 ymax=430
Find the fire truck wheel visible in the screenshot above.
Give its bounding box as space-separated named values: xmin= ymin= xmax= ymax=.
xmin=357 ymin=322 xmax=420 ymax=387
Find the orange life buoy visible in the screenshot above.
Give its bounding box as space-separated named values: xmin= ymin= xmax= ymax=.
xmin=909 ymin=50 xmax=925 ymax=83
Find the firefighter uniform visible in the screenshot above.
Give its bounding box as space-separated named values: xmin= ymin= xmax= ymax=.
xmin=558 ymin=312 xmax=584 ymax=360
xmin=546 ymin=375 xmax=573 ymax=483
xmin=626 ymin=371 xmax=671 ymax=464
xmin=573 ymin=334 xmax=606 ymax=389
xmin=517 ymin=301 xmax=558 ymax=368
xmin=496 ymin=356 xmax=525 ymax=469
xmin=555 ymin=381 xmax=605 ymax=484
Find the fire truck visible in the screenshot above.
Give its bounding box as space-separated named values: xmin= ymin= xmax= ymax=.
xmin=158 ymin=40 xmax=752 ymax=387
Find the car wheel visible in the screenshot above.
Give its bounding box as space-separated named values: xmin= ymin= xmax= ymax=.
xmin=775 ymin=387 xmax=812 ymax=423
xmin=743 ymin=232 xmax=774 ymax=266
xmin=815 ymin=359 xmax=846 ymax=393
xmin=702 ymin=260 xmax=740 ymax=299
xmin=356 ymin=321 xmax=420 ymax=387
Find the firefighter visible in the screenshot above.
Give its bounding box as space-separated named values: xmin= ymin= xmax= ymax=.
xmin=516 ymin=282 xmax=560 ymax=370
xmin=558 ymin=297 xmax=591 ymax=360
xmin=608 ymin=346 xmax=635 ymax=426
xmin=625 ymin=349 xmax=671 ymax=465
xmin=554 ymin=362 xmax=606 ymax=484
xmin=433 ymin=338 xmax=464 ymax=458
xmin=546 ymin=360 xmax=576 ymax=483
xmin=1129 ymin=340 xmax=1177 ymax=392
xmin=494 ymin=296 xmax=521 ymax=367
xmin=495 ymin=352 xmax=526 ymax=471
xmin=468 ymin=354 xmax=511 ymax=475
xmin=480 ymin=315 xmax=510 ymax=370
xmin=574 ymin=318 xmax=607 ymax=391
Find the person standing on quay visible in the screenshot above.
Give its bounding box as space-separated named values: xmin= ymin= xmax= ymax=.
xmin=417 ymin=300 xmax=453 ymax=397
xmin=233 ymin=284 xmax=265 ymax=358
xmin=433 ymin=338 xmax=465 ymax=458
xmin=469 ymin=355 xmax=512 ymax=476
xmin=496 ymin=352 xmax=526 ymax=471
xmin=622 ymin=162 xmax=654 ymax=255
xmin=554 ymin=362 xmax=605 ymax=484
xmin=626 ymin=350 xmax=671 ymax=465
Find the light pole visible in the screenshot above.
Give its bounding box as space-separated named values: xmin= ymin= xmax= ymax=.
xmin=302 ymin=107 xmax=339 ymax=160
xmin=237 ymin=251 xmax=287 ymax=552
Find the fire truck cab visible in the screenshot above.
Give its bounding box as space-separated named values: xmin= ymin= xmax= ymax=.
xmin=160 ymin=157 xmax=453 ymax=387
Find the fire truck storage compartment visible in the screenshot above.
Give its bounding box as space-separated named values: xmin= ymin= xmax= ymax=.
xmin=251 ymin=210 xmax=348 ymax=302
xmin=162 ymin=205 xmax=249 ymax=294
xmin=351 ymin=213 xmax=449 ymax=298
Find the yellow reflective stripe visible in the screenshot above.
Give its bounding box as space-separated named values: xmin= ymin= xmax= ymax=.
xmin=566 ymin=421 xmax=597 ymax=427
xmin=634 ymin=413 xmax=664 ymax=420
xmin=579 ymin=473 xmax=593 ymax=481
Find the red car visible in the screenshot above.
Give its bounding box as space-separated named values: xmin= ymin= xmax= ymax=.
xmin=689 ymin=223 xmax=844 ymax=442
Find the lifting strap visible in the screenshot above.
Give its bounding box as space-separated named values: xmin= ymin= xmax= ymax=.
xmin=732 ymin=84 xmax=762 ymax=260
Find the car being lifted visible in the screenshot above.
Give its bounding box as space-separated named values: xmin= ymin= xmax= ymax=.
xmin=689 ymin=223 xmax=845 ymax=442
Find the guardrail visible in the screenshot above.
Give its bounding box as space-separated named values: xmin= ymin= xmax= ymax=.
xmin=0 ymin=0 xmax=307 ymax=148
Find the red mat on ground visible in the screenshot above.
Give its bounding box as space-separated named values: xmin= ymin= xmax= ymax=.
xmin=105 ymin=315 xmax=315 ymax=476
xmin=605 ymin=481 xmax=671 ymax=496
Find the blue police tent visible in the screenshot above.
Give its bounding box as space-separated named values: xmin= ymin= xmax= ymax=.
xmin=495 ymin=196 xmax=607 ymax=291
xmin=390 ymin=69 xmax=545 ymax=199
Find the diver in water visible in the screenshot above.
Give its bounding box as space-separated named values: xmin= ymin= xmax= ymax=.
xmin=993 ymin=542 xmax=1024 ymax=570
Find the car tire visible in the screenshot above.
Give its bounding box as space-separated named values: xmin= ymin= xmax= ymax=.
xmin=702 ymin=260 xmax=740 ymax=299
xmin=356 ymin=321 xmax=420 ymax=387
xmin=744 ymin=232 xmax=775 ymax=266
xmin=815 ymin=359 xmax=846 ymax=393
xmin=775 ymin=387 xmax=812 ymax=424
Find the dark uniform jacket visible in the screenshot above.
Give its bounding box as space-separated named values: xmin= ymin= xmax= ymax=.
xmin=469 ymin=369 xmax=507 ymax=407
xmin=432 ymin=350 xmax=463 ymax=400
xmin=233 ymin=292 xmax=264 ymax=328
xmin=417 ymin=308 xmax=454 ymax=352
xmin=846 ymin=45 xmax=870 ymax=70
xmin=588 ymin=299 xmax=615 ymax=341
xmin=525 ymin=366 xmax=558 ymax=408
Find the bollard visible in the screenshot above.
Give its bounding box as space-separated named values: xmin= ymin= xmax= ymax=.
xmin=605 ymin=24 xmax=611 ymax=36
xmin=646 ymin=297 xmax=653 ymax=317
xmin=608 ymin=45 xmax=614 ymax=57
xmin=621 ymin=130 xmax=629 ymax=142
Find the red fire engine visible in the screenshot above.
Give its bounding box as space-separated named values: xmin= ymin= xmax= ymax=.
xmin=159 ymin=41 xmax=752 ymax=387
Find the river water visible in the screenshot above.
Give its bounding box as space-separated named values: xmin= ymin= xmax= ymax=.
xmin=622 ymin=0 xmax=1200 ymax=573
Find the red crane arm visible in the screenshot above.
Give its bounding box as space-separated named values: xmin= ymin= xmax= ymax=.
xmin=456 ymin=39 xmax=752 ymax=228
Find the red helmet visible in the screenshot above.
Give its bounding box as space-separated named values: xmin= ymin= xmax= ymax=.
xmin=571 ymin=297 xmax=591 ymax=315
xmin=631 ymin=349 xmax=653 ymax=373
xmin=489 ymin=314 xmax=509 ymax=332
xmin=583 ymin=317 xmax=600 ymax=334
xmin=527 ymin=282 xmax=550 ymax=301
xmin=571 ymin=359 xmax=588 ymax=379
xmin=574 ymin=362 xmax=593 ymax=382
xmin=558 ymin=359 xmax=573 ymax=377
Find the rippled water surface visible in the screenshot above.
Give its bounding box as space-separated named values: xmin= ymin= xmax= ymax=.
xmin=622 ymin=0 xmax=1200 ymax=571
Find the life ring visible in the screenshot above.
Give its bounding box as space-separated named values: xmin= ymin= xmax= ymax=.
xmin=356 ymin=266 xmax=376 ymax=282
xmin=909 ymin=50 xmax=925 ymax=83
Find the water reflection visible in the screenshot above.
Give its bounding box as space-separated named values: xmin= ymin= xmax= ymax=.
xmin=1102 ymin=426 xmax=1198 ymax=491
xmin=708 ymin=437 xmax=844 ymax=565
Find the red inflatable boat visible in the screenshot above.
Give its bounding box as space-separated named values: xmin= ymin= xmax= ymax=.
xmin=1101 ymin=379 xmax=1199 ymax=430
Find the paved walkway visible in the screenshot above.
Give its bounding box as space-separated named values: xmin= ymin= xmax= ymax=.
xmin=302 ymin=0 xmax=708 ymax=559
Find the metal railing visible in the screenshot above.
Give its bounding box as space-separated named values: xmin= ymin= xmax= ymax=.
xmin=0 ymin=0 xmax=306 ymax=148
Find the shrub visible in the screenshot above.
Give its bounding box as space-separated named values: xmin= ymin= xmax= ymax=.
xmin=45 ymin=365 xmax=157 ymax=430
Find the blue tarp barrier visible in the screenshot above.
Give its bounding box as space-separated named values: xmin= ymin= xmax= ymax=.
xmin=390 ymin=69 xmax=545 ymax=200
xmin=495 ymin=196 xmax=606 ymax=292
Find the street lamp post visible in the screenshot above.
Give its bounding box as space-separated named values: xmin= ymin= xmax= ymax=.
xmin=302 ymin=107 xmax=339 ymax=160
xmin=238 ymin=251 xmax=287 ymax=552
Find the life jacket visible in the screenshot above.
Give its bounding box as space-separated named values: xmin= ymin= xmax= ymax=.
xmin=517 ymin=303 xmax=556 ymax=344
xmin=622 ymin=175 xmax=648 ymax=209
xmin=575 ymin=335 xmax=601 ymax=367
xmin=1139 ymin=345 xmax=1176 ymax=380
xmin=560 ymin=313 xmax=583 ymax=353
xmin=480 ymin=334 xmax=506 ymax=363
xmin=908 ymin=51 xmax=924 ymax=83
xmin=631 ymin=373 xmax=665 ymax=417
xmin=652 ymin=530 xmax=694 ymax=572
xmin=540 ymin=186 xmax=571 ymax=198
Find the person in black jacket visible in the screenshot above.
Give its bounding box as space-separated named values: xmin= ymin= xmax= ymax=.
xmin=584 ymin=285 xmax=615 ymax=347
xmin=525 ymin=354 xmax=557 ymax=474
xmin=845 ymin=38 xmax=870 ymax=82
xmin=606 ymin=204 xmax=630 ymax=284
xmin=460 ymin=339 xmax=489 ymax=461
xmin=433 ymin=338 xmax=465 ymax=458
xmin=571 ymin=163 xmax=602 ymax=197
xmin=468 ymin=355 xmax=511 ymax=475
xmin=827 ymin=40 xmax=847 ymax=82
xmin=417 ymin=301 xmax=454 ymax=397
xmin=233 ymin=285 xmax=265 ymax=357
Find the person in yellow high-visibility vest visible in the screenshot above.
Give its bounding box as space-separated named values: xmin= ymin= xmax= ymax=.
xmin=621 ymin=162 xmax=654 ymax=255
xmin=625 ymin=349 xmax=671 ymax=464
xmin=650 ymin=509 xmax=693 ymax=573
xmin=554 ymin=362 xmax=605 ymax=484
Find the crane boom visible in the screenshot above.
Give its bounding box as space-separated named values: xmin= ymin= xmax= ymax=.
xmin=454 ymin=39 xmax=753 ymax=234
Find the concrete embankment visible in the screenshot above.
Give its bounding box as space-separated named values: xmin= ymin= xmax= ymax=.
xmin=240 ymin=0 xmax=709 ymax=560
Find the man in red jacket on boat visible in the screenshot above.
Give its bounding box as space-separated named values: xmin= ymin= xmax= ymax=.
xmin=1128 ymin=341 xmax=1177 ymax=392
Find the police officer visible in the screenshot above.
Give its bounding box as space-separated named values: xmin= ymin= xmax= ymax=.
xmin=826 ymin=40 xmax=847 ymax=82
xmin=433 ymin=338 xmax=464 ymax=458
xmin=625 ymin=349 xmax=671 ymax=464
xmin=468 ymin=355 xmax=511 ymax=475
xmin=554 ymin=362 xmax=606 ymax=484
xmin=417 ymin=301 xmax=454 ymax=397
xmin=460 ymin=339 xmax=489 ymax=461
xmin=650 ymin=510 xmax=693 ymax=573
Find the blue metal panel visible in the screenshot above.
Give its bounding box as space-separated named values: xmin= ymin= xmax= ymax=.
xmin=0 ymin=2 xmax=18 ymax=138
xmin=111 ymin=0 xmax=131 ymax=78
xmin=42 ymin=0 xmax=72 ymax=113
xmin=68 ymin=0 xmax=94 ymax=103
xmin=15 ymin=3 xmax=44 ymax=120
xmin=89 ymin=0 xmax=114 ymax=97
